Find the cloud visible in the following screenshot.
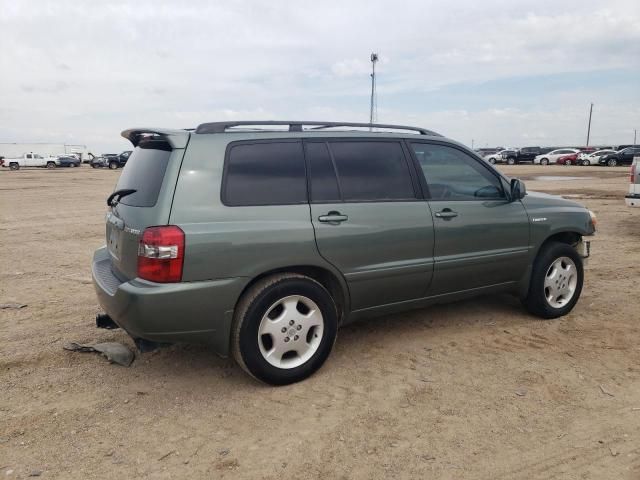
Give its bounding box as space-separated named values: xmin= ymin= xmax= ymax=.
xmin=0 ymin=0 xmax=638 ymax=151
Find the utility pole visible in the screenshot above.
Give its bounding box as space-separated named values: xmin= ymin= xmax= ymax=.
xmin=369 ymin=53 xmax=379 ymax=129
xmin=586 ymin=103 xmax=594 ymax=146
xmin=634 ymin=129 xmax=637 ymax=145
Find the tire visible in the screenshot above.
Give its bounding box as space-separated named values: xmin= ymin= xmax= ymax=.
xmin=540 ymin=158 xmax=549 ymax=165
xmin=232 ymin=273 xmax=338 ymax=385
xmin=91 ymin=164 xmax=98 ymax=168
xmin=488 ymin=158 xmax=496 ymax=164
xmin=109 ymin=162 xmax=118 ymax=170
xmin=582 ymin=160 xmax=590 ymax=166
xmin=506 ymin=157 xmax=515 ymax=165
xmin=522 ymin=241 xmax=584 ymax=319
xmin=46 ymin=162 xmax=56 ymax=169
xmin=607 ymin=158 xmax=617 ymax=167
xmin=9 ymin=162 xmax=19 ymax=170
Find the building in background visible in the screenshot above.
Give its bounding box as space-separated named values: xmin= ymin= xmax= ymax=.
xmin=0 ymin=143 xmax=94 ymax=162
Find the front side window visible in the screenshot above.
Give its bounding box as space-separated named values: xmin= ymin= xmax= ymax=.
xmin=327 ymin=141 xmax=415 ymax=201
xmin=411 ymin=143 xmax=505 ymax=201
xmin=223 ymin=141 xmax=307 ymax=206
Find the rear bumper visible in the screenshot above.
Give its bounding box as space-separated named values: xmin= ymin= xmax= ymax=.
xmin=91 ymin=247 xmax=247 ymax=356
xmin=625 ymin=194 xmax=640 ymax=207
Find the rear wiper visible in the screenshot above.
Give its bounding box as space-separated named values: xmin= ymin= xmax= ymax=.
xmin=107 ymin=189 xmax=137 ymax=206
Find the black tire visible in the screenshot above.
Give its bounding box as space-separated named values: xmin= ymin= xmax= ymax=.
xmin=46 ymin=162 xmax=56 ymax=169
xmin=232 ymin=273 xmax=338 ymax=385
xmin=607 ymin=158 xmax=617 ymax=167
xmin=506 ymin=157 xmax=516 ymax=165
xmin=582 ymin=160 xmax=590 ymax=166
xmin=91 ymin=164 xmax=98 ymax=168
xmin=522 ymin=241 xmax=584 ymax=319
xmin=540 ymin=158 xmax=549 ymax=165
xmin=109 ymin=161 xmax=118 ymax=170
xmin=488 ymin=158 xmax=496 ymax=164
xmin=9 ymin=162 xmax=19 ymax=170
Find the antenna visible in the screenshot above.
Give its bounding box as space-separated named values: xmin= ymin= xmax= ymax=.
xmin=369 ymin=53 xmax=379 ymax=130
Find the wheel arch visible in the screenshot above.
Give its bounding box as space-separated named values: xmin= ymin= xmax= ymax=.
xmin=234 ymin=265 xmax=350 ymax=325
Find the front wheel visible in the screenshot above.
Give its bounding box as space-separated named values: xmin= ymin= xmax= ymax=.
xmin=488 ymin=158 xmax=496 ymax=164
xmin=540 ymin=158 xmax=549 ymax=165
xmin=232 ymin=273 xmax=338 ymax=385
xmin=506 ymin=157 xmax=516 ymax=165
xmin=582 ymin=160 xmax=591 ymax=166
xmin=109 ymin=161 xmax=118 ymax=170
xmin=607 ymin=158 xmax=617 ymax=167
xmin=522 ymin=241 xmax=583 ymax=319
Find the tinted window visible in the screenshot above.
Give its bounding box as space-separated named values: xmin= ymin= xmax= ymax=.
xmin=328 ymin=141 xmax=414 ymax=201
xmin=224 ymin=142 xmax=306 ymax=206
xmin=411 ymin=143 xmax=505 ymax=201
xmin=115 ymin=143 xmax=171 ymax=207
xmin=305 ymin=142 xmax=340 ymax=202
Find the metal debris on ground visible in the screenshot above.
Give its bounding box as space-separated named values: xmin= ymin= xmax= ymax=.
xmin=0 ymin=303 xmax=27 ymax=309
xmin=63 ymin=342 xmax=134 ymax=367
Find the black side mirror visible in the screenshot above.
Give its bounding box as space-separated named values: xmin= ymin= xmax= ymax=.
xmin=510 ymin=178 xmax=526 ymax=200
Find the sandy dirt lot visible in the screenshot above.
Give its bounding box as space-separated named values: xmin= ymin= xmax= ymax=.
xmin=1 ymin=164 xmax=639 ymax=479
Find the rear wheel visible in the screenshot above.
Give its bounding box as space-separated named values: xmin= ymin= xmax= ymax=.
xmin=522 ymin=241 xmax=583 ymax=319
xmin=607 ymin=158 xmax=617 ymax=167
xmin=540 ymin=158 xmax=549 ymax=165
xmin=582 ymin=159 xmax=591 ymax=166
xmin=232 ymin=273 xmax=338 ymax=385
xmin=9 ymin=162 xmax=19 ymax=170
xmin=46 ymin=162 xmax=56 ymax=169
xmin=488 ymin=157 xmax=496 ymax=164
xmin=506 ymin=157 xmax=516 ymax=165
xmin=109 ymin=161 xmax=118 ymax=170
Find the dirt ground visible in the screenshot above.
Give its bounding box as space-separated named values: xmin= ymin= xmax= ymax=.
xmin=1 ymin=164 xmax=639 ymax=479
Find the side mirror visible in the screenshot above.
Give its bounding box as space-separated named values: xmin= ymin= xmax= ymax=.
xmin=510 ymin=178 xmax=526 ymax=200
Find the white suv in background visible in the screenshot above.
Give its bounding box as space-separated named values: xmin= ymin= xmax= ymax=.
xmin=534 ymin=148 xmax=580 ymax=165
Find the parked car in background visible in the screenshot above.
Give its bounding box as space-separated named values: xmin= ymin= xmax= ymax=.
xmin=557 ymin=153 xmax=579 ymax=165
xmin=4 ymin=153 xmax=58 ymax=170
xmin=625 ymin=156 xmax=640 ymax=207
xmin=578 ymin=149 xmax=616 ymax=166
xmin=56 ymin=155 xmax=81 ymax=167
xmin=106 ymin=151 xmax=132 ymax=169
xmin=533 ymin=149 xmax=580 ymax=165
xmin=599 ymin=147 xmax=640 ymax=167
xmin=503 ymin=147 xmax=553 ymax=165
xmin=92 ymin=121 xmax=596 ymax=385
xmin=484 ymin=149 xmax=516 ymax=164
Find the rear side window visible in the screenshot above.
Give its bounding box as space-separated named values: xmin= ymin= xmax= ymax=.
xmin=115 ymin=142 xmax=171 ymax=207
xmin=305 ymin=142 xmax=341 ymax=202
xmin=223 ymin=141 xmax=307 ymax=206
xmin=328 ymin=141 xmax=415 ymax=201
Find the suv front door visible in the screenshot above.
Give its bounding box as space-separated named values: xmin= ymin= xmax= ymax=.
xmin=409 ymin=142 xmax=530 ymax=295
xmin=306 ymin=140 xmax=435 ymax=311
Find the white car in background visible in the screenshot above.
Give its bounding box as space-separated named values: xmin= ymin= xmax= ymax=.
xmin=578 ymin=149 xmax=616 ymax=166
xmin=483 ymin=149 xmax=514 ymax=164
xmin=533 ymin=148 xmax=580 ymax=165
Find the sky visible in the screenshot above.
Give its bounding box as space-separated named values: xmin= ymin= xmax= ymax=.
xmin=1 ymin=0 xmax=639 ymax=153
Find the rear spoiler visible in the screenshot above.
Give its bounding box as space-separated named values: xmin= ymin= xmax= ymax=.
xmin=121 ymin=128 xmax=191 ymax=149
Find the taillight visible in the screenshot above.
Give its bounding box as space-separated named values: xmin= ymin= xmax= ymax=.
xmin=137 ymin=226 xmax=185 ymax=282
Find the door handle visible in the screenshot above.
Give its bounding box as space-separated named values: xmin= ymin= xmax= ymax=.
xmin=434 ymin=209 xmax=458 ymax=219
xmin=318 ymin=211 xmax=348 ymax=223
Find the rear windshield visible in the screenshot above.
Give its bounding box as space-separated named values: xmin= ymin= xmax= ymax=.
xmin=114 ymin=142 xmax=171 ymax=207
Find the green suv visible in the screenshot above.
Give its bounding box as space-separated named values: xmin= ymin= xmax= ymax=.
xmin=92 ymin=121 xmax=596 ymax=384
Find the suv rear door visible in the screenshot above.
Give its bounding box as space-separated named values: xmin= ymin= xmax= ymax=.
xmin=106 ymin=134 xmax=188 ymax=280
xmin=306 ymin=139 xmax=435 ymax=311
xmin=409 ymin=141 xmax=530 ymax=294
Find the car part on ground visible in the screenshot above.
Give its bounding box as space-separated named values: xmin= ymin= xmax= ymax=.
xmin=63 ymin=341 xmax=135 ymax=367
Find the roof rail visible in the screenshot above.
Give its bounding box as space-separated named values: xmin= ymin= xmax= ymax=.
xmin=195 ymin=121 xmax=441 ymax=136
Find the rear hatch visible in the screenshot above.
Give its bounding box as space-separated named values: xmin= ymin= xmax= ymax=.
xmin=106 ymin=129 xmax=189 ymax=281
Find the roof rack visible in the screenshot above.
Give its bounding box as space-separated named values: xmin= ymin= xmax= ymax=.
xmin=194 ymin=121 xmax=441 ymax=136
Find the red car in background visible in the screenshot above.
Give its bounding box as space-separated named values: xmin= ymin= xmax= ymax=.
xmin=557 ymin=153 xmax=579 ymax=165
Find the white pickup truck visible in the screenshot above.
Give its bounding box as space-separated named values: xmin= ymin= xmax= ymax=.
xmin=4 ymin=153 xmax=58 ymax=170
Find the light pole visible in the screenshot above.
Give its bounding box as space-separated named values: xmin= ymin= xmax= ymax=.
xmin=369 ymin=53 xmax=378 ymax=128
xmin=634 ymin=129 xmax=637 ymax=145
xmin=586 ymin=103 xmax=594 ymax=146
